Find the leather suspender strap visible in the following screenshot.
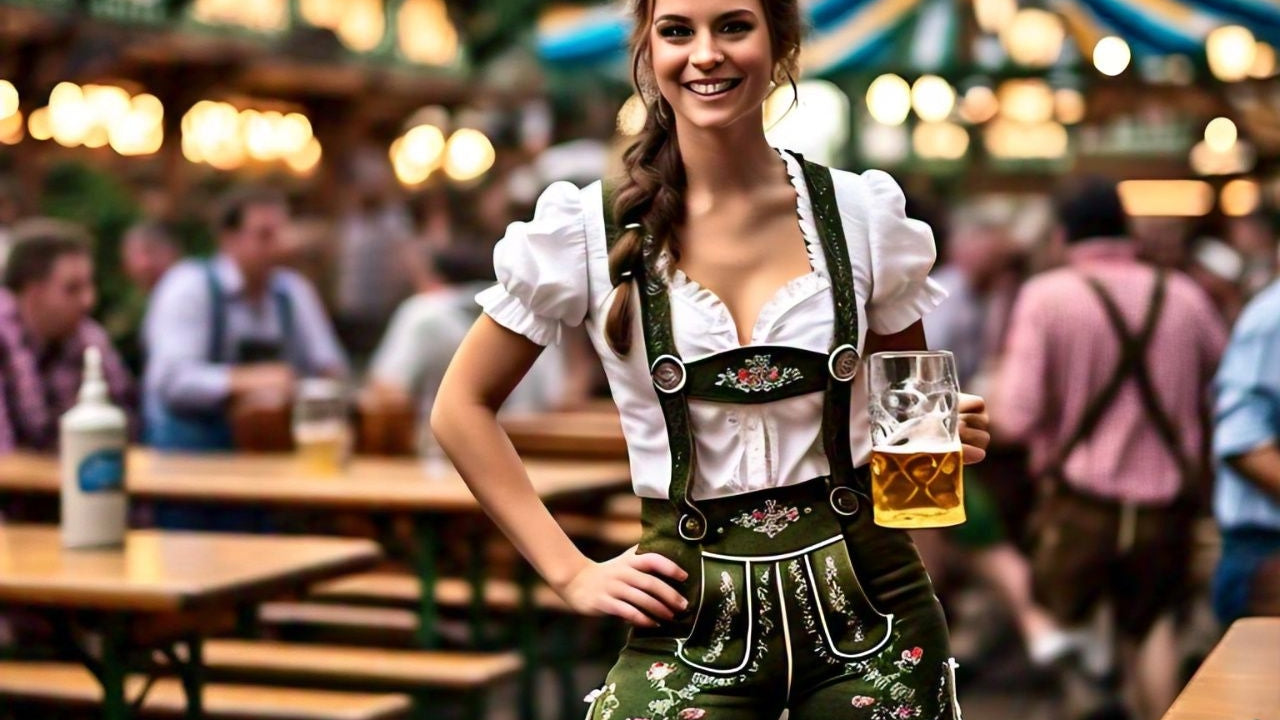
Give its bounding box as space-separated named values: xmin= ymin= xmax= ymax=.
xmin=1086 ymin=273 xmax=1194 ymax=487
xmin=601 ymin=189 xmax=707 ymax=541
xmin=202 ymin=261 xmax=226 ymax=364
xmin=793 ymin=152 xmax=865 ymax=513
xmin=1047 ymin=271 xmax=1192 ymax=488
xmin=272 ymin=282 xmax=297 ymax=370
xmin=635 ymin=255 xmax=707 ymax=541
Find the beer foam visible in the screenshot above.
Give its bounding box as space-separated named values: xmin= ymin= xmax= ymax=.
xmin=871 ymin=441 xmax=962 ymax=454
xmin=293 ymin=421 xmax=350 ymax=442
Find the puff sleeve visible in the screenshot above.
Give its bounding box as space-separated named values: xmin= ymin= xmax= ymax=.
xmin=475 ymin=181 xmax=590 ymax=347
xmin=861 ymin=170 xmax=948 ymax=335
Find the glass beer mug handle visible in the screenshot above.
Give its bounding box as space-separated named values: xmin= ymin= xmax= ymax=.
xmin=866 ymin=351 xmax=966 ymax=529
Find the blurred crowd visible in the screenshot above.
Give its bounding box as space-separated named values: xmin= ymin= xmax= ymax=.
xmin=0 ymin=149 xmax=1276 ymax=720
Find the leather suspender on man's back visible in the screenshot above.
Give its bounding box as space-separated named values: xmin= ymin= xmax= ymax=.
xmin=1045 ymin=270 xmax=1196 ymax=495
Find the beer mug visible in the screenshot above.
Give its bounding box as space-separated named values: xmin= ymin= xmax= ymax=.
xmin=867 ymin=351 xmax=965 ymax=528
xmin=292 ymin=378 xmax=352 ymax=477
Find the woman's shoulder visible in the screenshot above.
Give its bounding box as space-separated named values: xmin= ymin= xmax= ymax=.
xmin=526 ymin=178 xmax=609 ymax=245
xmin=826 ymin=165 xmax=905 ymax=211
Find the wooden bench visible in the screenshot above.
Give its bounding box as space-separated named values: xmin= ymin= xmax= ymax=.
xmin=203 ymin=639 xmax=521 ymax=690
xmin=257 ymin=602 xmax=423 ymax=646
xmin=0 ymin=660 xmax=410 ymax=720
xmin=203 ymin=639 xmax=521 ymax=720
xmin=308 ymin=574 xmax=572 ymax=613
xmin=296 ymin=574 xmax=591 ymax=720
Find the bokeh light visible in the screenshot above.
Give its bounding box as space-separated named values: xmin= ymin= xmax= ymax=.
xmin=866 ymin=74 xmax=911 ymax=126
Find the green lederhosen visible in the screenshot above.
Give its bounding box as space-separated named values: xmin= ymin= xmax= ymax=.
xmin=584 ymin=153 xmax=960 ymax=720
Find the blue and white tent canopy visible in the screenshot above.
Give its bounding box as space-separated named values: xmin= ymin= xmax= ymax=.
xmin=536 ymin=0 xmax=1280 ymax=77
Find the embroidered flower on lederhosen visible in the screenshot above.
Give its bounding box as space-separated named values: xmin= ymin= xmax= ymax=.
xmin=715 ymin=354 xmax=803 ymax=392
xmin=646 ymin=662 xmax=676 ymax=682
xmin=729 ymin=499 xmax=801 ymax=538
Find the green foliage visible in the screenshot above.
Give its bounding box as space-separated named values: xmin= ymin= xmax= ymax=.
xmin=38 ymin=161 xmax=139 ymax=322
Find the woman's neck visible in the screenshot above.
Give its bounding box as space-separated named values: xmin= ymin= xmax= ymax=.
xmin=676 ymin=116 xmax=781 ymax=203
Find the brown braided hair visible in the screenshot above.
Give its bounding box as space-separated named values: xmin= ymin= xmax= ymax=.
xmin=604 ymin=0 xmax=803 ymax=355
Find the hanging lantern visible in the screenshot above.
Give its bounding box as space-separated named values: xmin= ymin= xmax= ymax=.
xmin=398 ymin=0 xmax=459 ymax=65
xmin=336 ymin=0 xmax=385 ymax=53
xmin=866 ymin=74 xmax=911 ymax=126
xmin=1054 ymin=89 xmax=1085 ymax=125
xmin=911 ymin=75 xmax=955 ymax=123
xmin=0 ymin=110 xmax=23 ymax=145
xmin=1000 ymin=9 xmax=1064 ymax=68
xmin=0 ymin=80 xmax=17 ymax=118
xmin=1250 ymin=43 xmax=1276 ymax=79
xmin=958 ymin=86 xmax=999 ymax=125
xmin=443 ymin=128 xmax=495 ymax=182
xmin=1093 ymin=36 xmax=1131 ymax=77
xmin=28 ymin=107 xmax=51 ymax=141
xmin=1221 ymin=179 xmax=1261 ymax=217
xmin=1204 ymin=117 xmax=1238 ymax=153
xmin=1207 ymin=26 xmax=1257 ymax=82
xmin=973 ymin=0 xmax=1017 ymax=34
xmin=998 ymin=79 xmax=1054 ymax=124
xmin=913 ymin=122 xmax=969 ymax=160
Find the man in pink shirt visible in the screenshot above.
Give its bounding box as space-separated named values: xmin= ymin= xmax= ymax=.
xmin=996 ymin=178 xmax=1225 ymax=720
xmin=0 ymin=219 xmax=136 ymax=453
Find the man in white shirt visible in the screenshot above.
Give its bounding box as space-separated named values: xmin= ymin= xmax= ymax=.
xmin=367 ymin=244 xmax=564 ymax=430
xmin=143 ymin=186 xmax=348 ymax=451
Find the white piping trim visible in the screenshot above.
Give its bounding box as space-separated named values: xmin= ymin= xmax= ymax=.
xmin=775 ymin=561 xmax=795 ymax=704
xmin=802 ymin=554 xmax=894 ymax=659
xmin=676 ymin=560 xmax=754 ymax=675
xmin=947 ymin=657 xmax=963 ymax=720
xmin=700 ymin=535 xmax=843 ymax=563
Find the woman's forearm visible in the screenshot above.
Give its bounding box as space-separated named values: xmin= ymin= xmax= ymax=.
xmin=430 ymin=393 xmax=590 ymax=592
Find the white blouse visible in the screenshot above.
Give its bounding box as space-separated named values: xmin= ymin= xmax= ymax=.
xmin=477 ymin=151 xmax=946 ymax=501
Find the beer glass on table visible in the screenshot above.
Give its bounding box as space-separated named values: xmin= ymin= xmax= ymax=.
xmin=292 ymin=378 xmax=352 ymax=476
xmin=867 ymin=351 xmax=965 ymax=528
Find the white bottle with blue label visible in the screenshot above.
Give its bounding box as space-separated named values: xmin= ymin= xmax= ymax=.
xmin=60 ymin=346 xmax=128 ymax=548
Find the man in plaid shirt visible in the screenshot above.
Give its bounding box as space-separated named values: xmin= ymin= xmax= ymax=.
xmin=0 ymin=218 xmax=135 ymax=453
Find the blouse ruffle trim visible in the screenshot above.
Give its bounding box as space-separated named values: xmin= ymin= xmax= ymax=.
xmin=475 ymin=284 xmax=562 ymax=347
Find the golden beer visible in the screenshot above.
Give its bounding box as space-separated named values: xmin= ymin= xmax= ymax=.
xmin=294 ymin=422 xmax=350 ymax=477
xmin=870 ymin=446 xmax=965 ymax=528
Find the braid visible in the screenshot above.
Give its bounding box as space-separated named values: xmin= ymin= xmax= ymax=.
xmin=603 ymin=52 xmax=687 ymax=356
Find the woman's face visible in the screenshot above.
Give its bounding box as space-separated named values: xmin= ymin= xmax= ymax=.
xmin=648 ymin=0 xmax=775 ymax=133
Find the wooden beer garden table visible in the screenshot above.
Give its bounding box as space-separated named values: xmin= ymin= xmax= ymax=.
xmin=500 ymin=408 xmax=627 ymax=460
xmin=0 ymin=449 xmax=632 ymax=648
xmin=0 ymin=524 xmax=379 ymax=720
xmin=1161 ymin=616 xmax=1279 ymax=720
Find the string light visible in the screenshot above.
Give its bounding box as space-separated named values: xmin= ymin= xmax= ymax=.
xmin=1093 ymin=36 xmax=1131 ymax=76
xmin=443 ymin=128 xmax=496 ymax=182
xmin=1207 ymin=26 xmax=1257 ymax=82
xmin=866 ymin=74 xmax=911 ymax=126
xmin=1204 ymin=117 xmax=1238 ymax=153
xmin=1001 ymin=9 xmax=1064 ymax=67
xmin=911 ymin=75 xmax=955 ymax=123
xmin=181 ymin=99 xmax=318 ymax=171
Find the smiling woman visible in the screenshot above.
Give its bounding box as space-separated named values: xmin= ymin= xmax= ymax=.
xmin=430 ymin=1 xmax=988 ymax=718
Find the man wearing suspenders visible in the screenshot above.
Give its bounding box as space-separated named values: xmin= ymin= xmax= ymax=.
xmin=996 ymin=178 xmax=1226 ymax=720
